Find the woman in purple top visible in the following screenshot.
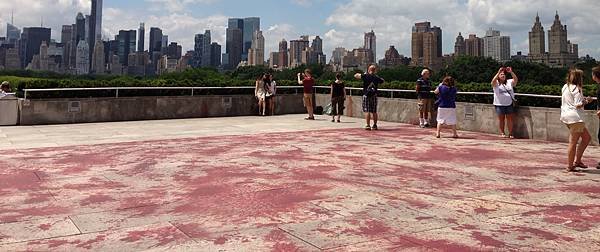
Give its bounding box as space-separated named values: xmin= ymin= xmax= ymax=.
xmin=434 ymin=76 xmax=459 ymax=138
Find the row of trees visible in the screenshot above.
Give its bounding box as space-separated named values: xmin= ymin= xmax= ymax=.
xmin=2 ymin=56 xmax=598 ymax=94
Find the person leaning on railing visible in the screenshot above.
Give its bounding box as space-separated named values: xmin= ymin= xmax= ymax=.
xmin=561 ymin=69 xmax=593 ymax=173
xmin=491 ymin=66 xmax=519 ymax=138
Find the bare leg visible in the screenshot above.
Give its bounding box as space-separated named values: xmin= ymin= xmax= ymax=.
xmin=498 ymin=115 xmax=506 ymax=136
xmin=373 ymin=113 xmax=378 ymax=126
xmin=270 ymin=99 xmax=275 ymax=115
xmin=568 ymin=132 xmax=582 ymax=169
xmin=452 ymin=125 xmax=458 ymax=138
xmin=365 ymin=112 xmax=371 ymax=127
xmin=436 ymin=123 xmax=442 ymax=138
xmin=507 ymin=114 xmax=514 ymax=137
xmin=576 ymin=129 xmax=591 ymax=164
xmin=307 ymin=104 xmax=314 ymax=118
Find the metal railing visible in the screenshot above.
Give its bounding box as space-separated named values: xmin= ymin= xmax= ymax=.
xmin=22 ymin=85 xmax=571 ymax=101
xmin=22 ymin=86 xmax=305 ymax=100
xmin=313 ymin=86 xmax=566 ymax=100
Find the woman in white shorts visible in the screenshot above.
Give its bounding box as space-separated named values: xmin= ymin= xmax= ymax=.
xmin=560 ymin=69 xmax=592 ymax=172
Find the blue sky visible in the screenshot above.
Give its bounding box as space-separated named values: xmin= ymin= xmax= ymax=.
xmin=1 ymin=0 xmax=599 ymax=60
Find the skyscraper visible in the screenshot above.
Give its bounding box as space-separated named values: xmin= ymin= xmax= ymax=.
xmin=483 ymin=28 xmax=511 ymax=62
xmin=193 ymin=33 xmax=204 ymax=67
xmin=116 ymin=30 xmax=136 ymax=65
xmin=61 ymin=25 xmax=73 ymax=44
xmin=167 ymin=42 xmax=182 ymax=60
xmin=161 ymin=35 xmax=168 ymax=51
xmin=88 ymin=0 xmax=103 ymax=65
xmin=529 ymin=14 xmax=545 ymax=56
xmin=225 ymin=27 xmax=243 ymax=69
xmin=138 ymin=23 xmax=145 ymax=52
xmin=75 ymin=13 xmax=86 ymax=43
xmin=278 ymin=39 xmax=288 ymax=69
xmin=20 ymin=27 xmax=51 ymax=69
xmin=91 ymin=39 xmax=105 ymax=74
xmin=149 ymin=27 xmax=163 ymax=53
xmin=454 ymin=33 xmax=466 ymax=56
xmin=209 ymin=42 xmax=221 ymax=67
xmin=465 ymin=34 xmax=484 ymax=57
xmin=364 ymin=30 xmax=376 ymax=62
xmin=248 ymin=30 xmax=264 ymax=66
xmin=411 ymin=22 xmax=442 ymax=70
xmin=289 ymin=37 xmax=309 ymax=67
xmin=201 ymin=30 xmax=211 ymax=67
xmin=331 ymin=47 xmax=346 ymax=66
xmin=6 ymin=14 xmax=21 ymax=46
xmin=312 ymin=36 xmax=323 ymax=54
xmin=76 ymin=40 xmax=90 ymax=75
xmin=242 ymin=17 xmax=260 ymax=60
xmin=529 ymin=12 xmax=578 ymax=68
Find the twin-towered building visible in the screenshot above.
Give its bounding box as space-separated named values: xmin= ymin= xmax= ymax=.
xmin=528 ymin=12 xmax=578 ymax=68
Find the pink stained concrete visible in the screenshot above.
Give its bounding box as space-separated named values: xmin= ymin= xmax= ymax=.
xmin=0 ymin=124 xmax=599 ymax=251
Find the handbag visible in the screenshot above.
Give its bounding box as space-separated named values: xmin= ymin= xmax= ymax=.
xmin=324 ymin=103 xmax=333 ymax=116
xmin=365 ymin=83 xmax=376 ymax=97
xmin=502 ymin=84 xmax=519 ymax=111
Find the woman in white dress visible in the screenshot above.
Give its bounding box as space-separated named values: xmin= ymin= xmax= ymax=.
xmin=254 ymin=74 xmax=267 ymax=116
xmin=560 ymin=69 xmax=593 ymax=172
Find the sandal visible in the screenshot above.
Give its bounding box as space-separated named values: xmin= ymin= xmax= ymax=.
xmin=574 ymin=162 xmax=588 ymax=169
xmin=565 ymin=166 xmax=579 ymax=173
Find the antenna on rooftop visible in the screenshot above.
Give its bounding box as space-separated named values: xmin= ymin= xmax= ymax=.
xmin=11 ymin=10 xmax=14 ymax=24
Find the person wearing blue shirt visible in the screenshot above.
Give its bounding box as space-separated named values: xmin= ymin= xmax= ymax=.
xmin=434 ymin=76 xmax=459 ymax=138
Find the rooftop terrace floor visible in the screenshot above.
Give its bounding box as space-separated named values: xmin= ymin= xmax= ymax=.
xmin=1 ymin=115 xmax=600 ymax=251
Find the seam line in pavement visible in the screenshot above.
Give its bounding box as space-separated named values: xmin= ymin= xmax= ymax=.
xmin=277 ymin=227 xmax=323 ymax=251
xmin=67 ymin=216 xmax=83 ymax=235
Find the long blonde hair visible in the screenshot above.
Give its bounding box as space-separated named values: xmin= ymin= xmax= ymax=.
xmin=567 ymin=68 xmax=584 ymax=88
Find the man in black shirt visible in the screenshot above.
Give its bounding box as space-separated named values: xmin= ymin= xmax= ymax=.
xmin=354 ymin=65 xmax=385 ymax=130
xmin=416 ymin=69 xmax=433 ymax=128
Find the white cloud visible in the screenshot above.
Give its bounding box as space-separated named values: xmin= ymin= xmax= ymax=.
xmin=290 ymin=0 xmax=312 ymax=7
xmin=145 ymin=0 xmax=219 ymax=13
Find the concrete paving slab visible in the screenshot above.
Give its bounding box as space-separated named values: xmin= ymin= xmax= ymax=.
xmin=0 ymin=217 xmax=80 ymax=245
xmin=1 ymin=115 xmax=600 ymax=251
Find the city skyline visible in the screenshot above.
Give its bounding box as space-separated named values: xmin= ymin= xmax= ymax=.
xmin=0 ymin=0 xmax=599 ymax=61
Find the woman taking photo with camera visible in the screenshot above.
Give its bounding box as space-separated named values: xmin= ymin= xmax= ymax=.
xmin=491 ymin=66 xmax=519 ymax=138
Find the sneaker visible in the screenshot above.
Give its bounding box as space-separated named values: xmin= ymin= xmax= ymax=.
xmin=365 ymin=125 xmax=372 ymax=131
xmin=424 ymin=123 xmax=430 ymax=128
xmin=596 ymin=162 xmax=600 ymax=169
xmin=372 ymin=125 xmax=378 ymax=130
xmin=419 ymin=124 xmax=425 ymax=128
xmin=337 ymin=120 xmax=341 ymax=123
